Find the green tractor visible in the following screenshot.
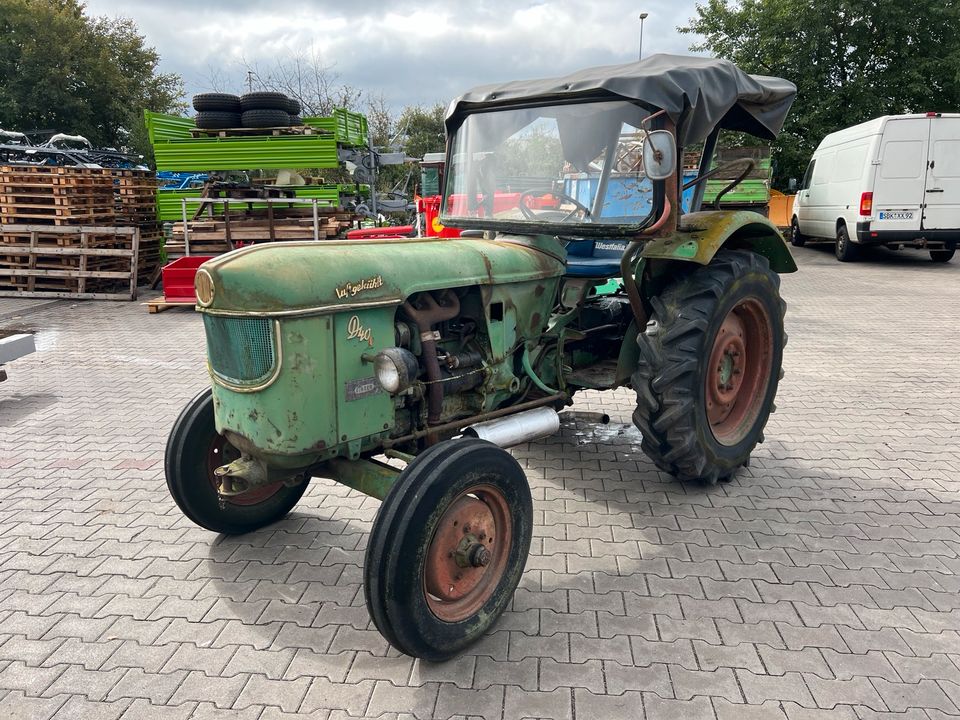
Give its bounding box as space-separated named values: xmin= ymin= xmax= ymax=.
xmin=166 ymin=55 xmax=797 ymax=660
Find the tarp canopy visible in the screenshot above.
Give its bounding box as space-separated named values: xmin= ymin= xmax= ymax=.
xmin=445 ymin=54 xmax=797 ymax=146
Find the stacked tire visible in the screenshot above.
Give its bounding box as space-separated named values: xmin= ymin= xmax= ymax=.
xmin=192 ymin=93 xmax=241 ymax=130
xmin=193 ymin=92 xmax=304 ymax=130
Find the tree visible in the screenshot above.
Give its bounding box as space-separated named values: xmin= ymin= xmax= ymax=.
xmin=395 ymin=104 xmax=446 ymax=161
xmin=498 ymin=127 xmax=564 ymax=179
xmin=373 ymin=103 xmax=447 ymax=195
xmin=0 ymin=0 xmax=185 ymax=161
xmin=681 ymin=0 xmax=960 ymax=187
xmin=237 ymin=46 xmax=362 ymax=118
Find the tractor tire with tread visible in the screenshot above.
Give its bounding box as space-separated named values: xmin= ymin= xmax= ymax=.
xmin=194 ymin=111 xmax=241 ymax=129
xmin=364 ymin=438 xmax=532 ymax=661
xmin=192 ymin=93 xmax=241 ymax=113
xmin=240 ymin=91 xmax=290 ymax=112
xmin=631 ymin=250 xmax=786 ymax=484
xmin=165 ymin=389 xmax=309 ymax=534
xmin=241 ymin=109 xmax=291 ymax=129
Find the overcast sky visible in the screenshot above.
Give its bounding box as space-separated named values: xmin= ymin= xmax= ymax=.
xmin=83 ymin=1 xmax=705 ymax=110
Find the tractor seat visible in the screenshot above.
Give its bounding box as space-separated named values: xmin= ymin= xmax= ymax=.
xmin=564 ymin=238 xmax=630 ymax=277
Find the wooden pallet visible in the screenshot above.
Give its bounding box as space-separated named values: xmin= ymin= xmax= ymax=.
xmin=0 ymin=166 xmax=120 ymax=226
xmin=112 ymin=174 xmax=158 ymax=227
xmin=0 ymin=165 xmax=107 ymax=176
xmin=188 ymin=125 xmax=328 ymax=138
xmin=166 ymin=211 xmax=354 ymax=257
xmin=0 ymin=224 xmax=140 ymax=300
xmin=145 ymin=298 xmax=195 ymax=313
xmin=135 ymin=227 xmax=164 ymax=284
xmin=0 ymin=212 xmax=116 ymax=225
xmin=1 ymin=228 xmax=129 ymax=247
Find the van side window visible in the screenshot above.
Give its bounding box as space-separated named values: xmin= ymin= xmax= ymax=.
xmin=834 ymin=145 xmax=867 ymax=182
xmin=813 ymin=152 xmax=835 ymax=184
xmin=800 ymin=160 xmax=815 ymax=190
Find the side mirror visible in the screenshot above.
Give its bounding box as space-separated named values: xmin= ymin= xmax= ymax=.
xmin=643 ymin=130 xmax=676 ymax=181
xmin=788 ymin=178 xmax=797 ymax=191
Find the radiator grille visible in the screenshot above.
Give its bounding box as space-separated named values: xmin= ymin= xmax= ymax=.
xmin=203 ymin=315 xmax=277 ymax=387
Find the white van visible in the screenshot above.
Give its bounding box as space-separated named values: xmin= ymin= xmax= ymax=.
xmin=791 ymin=113 xmax=960 ymax=262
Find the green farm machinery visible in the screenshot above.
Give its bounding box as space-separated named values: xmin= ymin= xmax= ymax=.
xmin=166 ymin=55 xmax=797 ymax=660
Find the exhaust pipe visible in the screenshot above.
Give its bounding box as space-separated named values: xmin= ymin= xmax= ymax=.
xmin=463 ymin=407 xmax=560 ymax=448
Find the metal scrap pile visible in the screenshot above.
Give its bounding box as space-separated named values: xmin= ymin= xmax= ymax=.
xmin=0 ymin=129 xmax=146 ymax=169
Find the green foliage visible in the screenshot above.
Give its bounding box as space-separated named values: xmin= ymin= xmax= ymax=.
xmin=397 ymin=103 xmax=446 ymax=161
xmin=681 ymin=0 xmax=960 ymax=187
xmin=0 ymin=0 xmax=185 ymax=162
xmin=497 ymin=127 xmax=564 ymax=179
xmin=374 ymin=103 xmax=447 ymax=196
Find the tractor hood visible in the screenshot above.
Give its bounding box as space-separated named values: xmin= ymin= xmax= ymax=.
xmin=197 ymin=236 xmax=565 ymax=316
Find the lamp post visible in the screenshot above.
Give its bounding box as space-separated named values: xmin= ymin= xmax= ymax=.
xmin=638 ymin=12 xmax=649 ymax=60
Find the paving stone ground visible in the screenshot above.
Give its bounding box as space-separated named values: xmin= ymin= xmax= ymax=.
xmin=1 ymin=243 xmax=959 ymax=720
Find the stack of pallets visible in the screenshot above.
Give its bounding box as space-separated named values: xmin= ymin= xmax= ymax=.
xmin=106 ymin=169 xmax=162 ymax=284
xmin=0 ymin=225 xmax=140 ymax=299
xmin=166 ymin=208 xmax=356 ymax=257
xmin=0 ymin=166 xmax=158 ymax=299
xmin=111 ymin=169 xmax=160 ymax=225
xmin=0 ymin=166 xmax=116 ymax=225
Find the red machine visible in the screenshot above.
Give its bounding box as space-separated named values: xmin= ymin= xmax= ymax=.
xmin=346 ymin=195 xmax=462 ymax=240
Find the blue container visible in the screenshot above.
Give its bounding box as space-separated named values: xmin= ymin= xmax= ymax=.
xmin=563 ymin=170 xmax=700 ymax=220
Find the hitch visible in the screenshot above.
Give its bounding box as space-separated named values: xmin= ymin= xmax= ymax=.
xmin=213 ymin=456 xmax=303 ymax=496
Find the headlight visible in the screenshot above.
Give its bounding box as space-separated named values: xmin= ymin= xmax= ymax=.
xmin=374 ymin=348 xmax=419 ymax=394
xmin=195 ymin=269 xmax=215 ymax=306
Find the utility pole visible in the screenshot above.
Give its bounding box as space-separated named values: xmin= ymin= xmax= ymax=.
xmin=638 ymin=13 xmax=649 ymax=61
xmin=246 ymin=71 xmax=254 ymax=92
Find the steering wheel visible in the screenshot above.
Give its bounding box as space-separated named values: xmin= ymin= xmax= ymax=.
xmin=518 ymin=189 xmax=592 ymax=222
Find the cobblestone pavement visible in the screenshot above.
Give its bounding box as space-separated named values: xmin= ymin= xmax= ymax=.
xmin=1 ymin=244 xmax=959 ymax=719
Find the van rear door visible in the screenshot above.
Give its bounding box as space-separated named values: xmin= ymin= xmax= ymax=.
xmin=872 ymin=117 xmax=927 ymax=234
xmin=922 ymin=115 xmax=960 ymax=231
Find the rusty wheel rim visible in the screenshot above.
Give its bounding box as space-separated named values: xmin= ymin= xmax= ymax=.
xmin=705 ymin=297 xmax=774 ymax=446
xmin=206 ymin=434 xmax=284 ymax=507
xmin=423 ymin=483 xmax=512 ymax=623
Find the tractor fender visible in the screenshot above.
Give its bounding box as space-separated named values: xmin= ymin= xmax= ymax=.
xmin=640 ymin=210 xmax=798 ymax=273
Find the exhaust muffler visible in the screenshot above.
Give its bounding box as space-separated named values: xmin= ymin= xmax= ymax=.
xmin=463 ymin=406 xmax=560 ymax=448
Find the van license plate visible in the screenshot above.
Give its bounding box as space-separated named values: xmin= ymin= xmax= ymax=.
xmin=878 ymin=211 xmax=914 ymax=221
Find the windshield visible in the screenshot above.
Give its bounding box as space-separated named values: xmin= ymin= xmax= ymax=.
xmin=442 ymin=100 xmax=663 ymax=234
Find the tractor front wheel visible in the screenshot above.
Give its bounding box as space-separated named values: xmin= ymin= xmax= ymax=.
xmin=632 ymin=250 xmax=786 ymax=484
xmin=364 ymin=438 xmax=532 ymax=661
xmin=165 ymin=389 xmax=309 ymax=534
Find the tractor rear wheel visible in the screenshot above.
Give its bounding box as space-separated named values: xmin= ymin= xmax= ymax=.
xmin=165 ymin=389 xmax=309 ymax=534
xmin=364 ymin=438 xmax=532 ymax=661
xmin=631 ymin=250 xmax=786 ymax=484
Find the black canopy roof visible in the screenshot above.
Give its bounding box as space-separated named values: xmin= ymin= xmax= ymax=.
xmin=445 ymin=54 xmax=797 ymax=145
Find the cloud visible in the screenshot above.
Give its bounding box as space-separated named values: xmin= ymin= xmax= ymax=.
xmin=83 ymin=0 xmax=705 ymax=110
